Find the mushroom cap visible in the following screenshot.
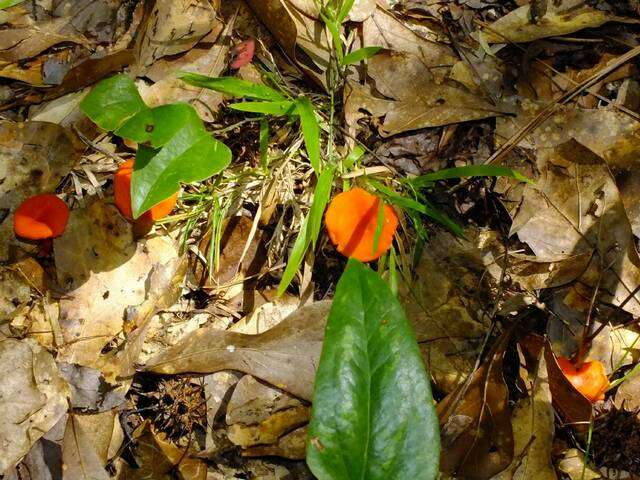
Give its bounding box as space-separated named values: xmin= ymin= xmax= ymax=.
xmin=557 ymin=356 xmax=609 ymax=402
xmin=114 ymin=160 xmax=178 ymax=221
xmin=325 ymin=187 xmax=398 ymax=262
xmin=13 ymin=194 xmax=69 ymax=240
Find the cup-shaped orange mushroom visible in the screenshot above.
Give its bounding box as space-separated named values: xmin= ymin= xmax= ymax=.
xmin=13 ymin=194 xmax=69 ymax=240
xmin=557 ymin=356 xmax=609 ymax=403
xmin=114 ymin=160 xmax=178 ymax=221
xmin=325 ymin=187 xmax=398 ymax=262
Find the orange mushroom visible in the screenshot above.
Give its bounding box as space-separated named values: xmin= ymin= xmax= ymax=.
xmin=557 ymin=356 xmax=609 ymax=403
xmin=114 ymin=160 xmax=178 ymax=221
xmin=325 ymin=187 xmax=398 ymax=262
xmin=13 ymin=194 xmax=69 ymax=240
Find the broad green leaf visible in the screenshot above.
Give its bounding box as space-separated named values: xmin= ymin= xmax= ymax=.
xmin=307 ymin=259 xmax=440 ymax=480
xmin=178 ymin=72 xmax=286 ymax=101
xmin=81 ymin=75 xmax=231 ymax=219
xmin=132 ymin=123 xmax=231 ymax=217
xmin=229 ymin=100 xmax=295 ymax=116
xmin=295 ymin=97 xmax=321 ymax=173
xmin=79 ymin=74 xmax=147 ymax=132
xmin=411 ymin=165 xmax=532 ymax=187
xmin=0 ymin=0 xmax=24 ymax=8
xmin=115 ymin=103 xmax=202 ymax=147
xmin=277 ymin=166 xmax=335 ymax=296
xmin=342 ymin=46 xmax=383 ymax=66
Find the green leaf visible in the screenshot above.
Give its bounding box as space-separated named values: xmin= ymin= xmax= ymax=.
xmin=259 ymin=118 xmax=269 ymax=169
xmin=79 ymin=74 xmax=147 ymax=132
xmin=336 ymin=0 xmax=355 ymax=23
xmin=295 ymin=97 xmax=321 ymax=173
xmin=178 ymin=73 xmax=286 ymax=101
xmin=0 ymin=0 xmax=24 ymax=8
xmin=342 ymin=46 xmax=382 ymax=66
xmin=342 ymin=145 xmax=365 ymax=171
xmin=307 ymin=259 xmax=440 ymax=480
xmin=132 ymin=122 xmax=231 ymax=217
xmin=277 ymin=217 xmax=310 ymax=297
xmin=277 ymin=166 xmax=335 ymax=296
xmin=308 ymin=165 xmax=335 ymax=248
xmin=81 ymin=75 xmax=231 ymax=219
xmin=411 ymin=165 xmax=532 ymax=187
xmin=229 ymin=100 xmax=295 ymax=116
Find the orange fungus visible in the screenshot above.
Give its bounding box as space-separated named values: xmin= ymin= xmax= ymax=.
xmin=114 ymin=160 xmax=177 ymax=221
xmin=325 ymin=187 xmax=398 ymax=262
xmin=557 ymin=356 xmax=609 ymax=403
xmin=13 ymin=194 xmax=69 ymax=240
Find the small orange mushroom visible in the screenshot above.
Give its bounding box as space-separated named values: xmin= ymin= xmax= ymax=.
xmin=557 ymin=356 xmax=609 ymax=403
xmin=114 ymin=160 xmax=178 ymax=222
xmin=325 ymin=187 xmax=398 ymax=262
xmin=13 ymin=194 xmax=69 ymax=240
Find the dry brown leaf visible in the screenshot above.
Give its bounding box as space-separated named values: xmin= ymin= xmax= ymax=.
xmin=62 ymin=414 xmax=111 ymax=480
xmin=139 ymin=29 xmax=227 ymax=122
xmin=480 ymin=0 xmax=639 ymax=44
xmin=144 ymin=301 xmax=332 ymax=401
xmin=0 ymin=121 xmax=80 ymax=260
xmin=242 ymin=426 xmax=308 ymax=460
xmin=510 ymin=140 xmax=640 ymax=316
xmin=135 ymin=0 xmax=218 ymax=69
xmin=491 ymin=352 xmax=557 ymax=480
xmin=557 ymin=449 xmax=601 ymax=480
xmin=615 ymin=366 xmax=640 ymax=411
xmin=0 ymin=16 xmax=88 ymax=63
xmin=367 ymin=51 xmax=505 ymax=136
xmin=53 ymin=200 xmax=179 ymax=372
xmin=0 ymin=338 xmax=69 ymax=473
xmin=0 ymin=258 xmax=44 ymax=322
xmin=118 ymin=423 xmax=206 ymax=480
xmin=228 ymin=406 xmax=310 ymax=448
xmin=400 ymin=231 xmax=492 ymax=393
xmin=437 ymin=331 xmax=514 ymax=479
xmin=362 ymin=6 xmax=455 ymax=78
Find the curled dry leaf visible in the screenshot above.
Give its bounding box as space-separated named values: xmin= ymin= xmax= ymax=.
xmin=53 ymin=200 xmax=179 ymax=374
xmin=242 ymin=426 xmax=308 ymax=460
xmin=0 ymin=121 xmax=80 ymax=260
xmin=437 ymin=331 xmax=514 ymax=479
xmin=366 ymin=51 xmax=506 ymax=136
xmin=480 ymin=0 xmax=639 ymax=44
xmin=143 ymin=300 xmax=332 ymax=401
xmin=0 ymin=338 xmax=69 ymax=474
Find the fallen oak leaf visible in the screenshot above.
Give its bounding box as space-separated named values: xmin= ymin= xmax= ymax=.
xmin=142 ymin=301 xmax=332 ymax=401
xmin=366 ymin=51 xmax=507 ymax=136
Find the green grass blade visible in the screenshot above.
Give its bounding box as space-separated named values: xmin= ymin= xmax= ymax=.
xmin=411 ymin=165 xmax=532 ymax=187
xmin=178 ymin=73 xmax=286 ymax=101
xmin=295 ymin=97 xmax=322 ymax=173
xmin=0 ymin=0 xmax=25 ymax=9
xmin=341 ymin=46 xmax=382 ymax=66
xmin=229 ymin=100 xmax=295 ymax=115
xmin=308 ymin=165 xmax=335 ymax=248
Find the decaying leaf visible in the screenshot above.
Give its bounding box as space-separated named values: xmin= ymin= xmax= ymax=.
xmin=366 ymin=51 xmax=506 ymax=136
xmin=0 ymin=338 xmax=69 ymax=473
xmin=135 ymin=0 xmax=218 ymax=69
xmin=61 ymin=414 xmax=111 ymax=480
xmin=437 ymin=331 xmax=514 ymax=479
xmin=242 ymin=426 xmax=308 ymax=460
xmin=491 ymin=352 xmax=556 ymax=480
xmin=0 ymin=121 xmax=80 ymax=260
xmin=557 ymin=448 xmax=601 ymax=480
xmin=0 ymin=257 xmax=44 ymax=321
xmin=54 ymin=200 xmax=179 ymax=373
xmin=480 ymin=0 xmax=639 ymax=44
xmin=400 ymin=231 xmax=492 ymax=393
xmin=144 ymin=301 xmax=332 ymax=401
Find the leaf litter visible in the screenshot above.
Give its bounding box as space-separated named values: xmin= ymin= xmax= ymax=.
xmin=2 ymin=0 xmax=640 ymax=478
